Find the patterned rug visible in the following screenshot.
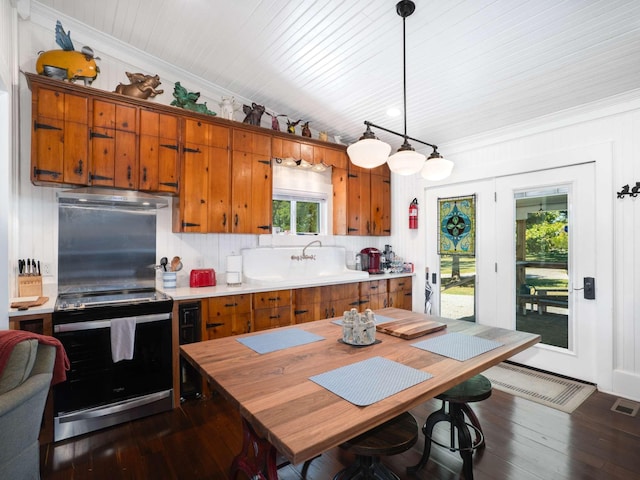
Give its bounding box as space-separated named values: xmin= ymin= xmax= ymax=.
xmin=483 ymin=362 xmax=596 ymax=413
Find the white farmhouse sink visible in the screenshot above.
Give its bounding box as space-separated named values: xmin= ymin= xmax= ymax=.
xmin=241 ymin=245 xmax=368 ymax=286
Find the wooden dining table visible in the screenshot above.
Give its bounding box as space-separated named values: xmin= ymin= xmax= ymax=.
xmin=180 ymin=307 xmax=540 ymax=479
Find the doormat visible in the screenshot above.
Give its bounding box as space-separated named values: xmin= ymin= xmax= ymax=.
xmin=483 ymin=362 xmax=596 ymax=413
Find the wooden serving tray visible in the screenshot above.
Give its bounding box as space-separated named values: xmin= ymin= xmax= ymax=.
xmin=376 ymin=317 xmax=447 ymax=339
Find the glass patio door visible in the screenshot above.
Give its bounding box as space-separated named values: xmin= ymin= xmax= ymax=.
xmin=495 ymin=163 xmax=597 ymax=382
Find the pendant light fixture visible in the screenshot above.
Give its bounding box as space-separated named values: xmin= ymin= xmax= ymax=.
xmin=346 ymin=0 xmax=454 ymax=180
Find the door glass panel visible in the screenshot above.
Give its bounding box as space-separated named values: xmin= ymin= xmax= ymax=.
xmin=440 ymin=255 xmax=476 ymax=322
xmin=514 ymin=188 xmax=569 ymax=348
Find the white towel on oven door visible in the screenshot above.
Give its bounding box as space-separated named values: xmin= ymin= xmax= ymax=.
xmin=111 ymin=317 xmax=136 ymax=362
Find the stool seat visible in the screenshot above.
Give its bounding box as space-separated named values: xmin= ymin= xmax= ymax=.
xmin=334 ymin=412 xmax=418 ymax=480
xmin=408 ymin=374 xmax=492 ymax=480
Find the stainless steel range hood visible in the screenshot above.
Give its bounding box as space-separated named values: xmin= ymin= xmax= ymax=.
xmin=57 ymin=187 xmax=169 ymax=209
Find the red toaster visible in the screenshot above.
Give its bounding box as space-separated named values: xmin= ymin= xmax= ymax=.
xmin=189 ymin=268 xmax=216 ymax=287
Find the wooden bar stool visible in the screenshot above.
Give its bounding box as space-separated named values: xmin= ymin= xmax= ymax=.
xmin=334 ymin=412 xmax=419 ymax=480
xmin=407 ymin=374 xmax=492 ymax=480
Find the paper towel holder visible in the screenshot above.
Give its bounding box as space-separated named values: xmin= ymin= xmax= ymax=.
xmin=226 ymin=254 xmax=242 ymax=286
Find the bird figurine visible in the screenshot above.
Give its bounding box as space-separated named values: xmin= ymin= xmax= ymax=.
xmin=287 ymin=119 xmax=301 ymax=134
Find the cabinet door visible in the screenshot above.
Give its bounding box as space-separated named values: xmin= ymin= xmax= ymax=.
xmin=31 ymin=88 xmax=89 ymax=185
xmin=179 ymin=139 xmax=209 ymax=232
xmin=205 ymin=295 xmax=252 ymax=338
xmin=370 ymin=172 xmax=391 ymax=236
xmin=388 ymin=277 xmax=413 ymax=310
xmin=90 ymin=101 xmax=137 ymax=188
xmin=231 ymin=151 xmax=272 ymax=234
xmin=332 ymin=167 xmax=348 ymax=235
xmin=347 ymin=169 xmax=371 ymax=235
xmin=207 ymin=143 xmax=232 ymax=232
xmin=251 ymin=154 xmax=272 ymax=233
xmin=231 ymin=150 xmax=252 ymax=233
xmin=139 ymin=110 xmax=180 ymax=194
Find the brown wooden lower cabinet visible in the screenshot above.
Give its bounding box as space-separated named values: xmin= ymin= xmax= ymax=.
xmin=252 ymin=289 xmax=292 ymax=331
xmin=203 ymin=294 xmax=251 ymax=339
xmin=388 ymin=277 xmax=413 ymax=310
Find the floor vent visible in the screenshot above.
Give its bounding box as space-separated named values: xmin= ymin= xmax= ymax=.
xmin=611 ymin=398 xmax=640 ymax=417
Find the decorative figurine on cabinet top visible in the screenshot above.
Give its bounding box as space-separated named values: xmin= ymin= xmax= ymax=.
xmin=301 ymin=121 xmax=312 ymax=138
xmin=286 ymin=119 xmax=301 ymax=134
xmin=219 ymin=96 xmax=240 ymax=120
xmin=35 ymin=20 xmax=100 ymax=86
xmin=170 ymin=82 xmax=216 ymax=116
xmin=114 ymin=72 xmax=164 ymax=100
xmin=267 ymin=112 xmax=287 ymax=131
xmin=242 ymin=103 xmax=266 ymax=126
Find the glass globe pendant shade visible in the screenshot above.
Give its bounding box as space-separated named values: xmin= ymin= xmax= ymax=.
xmin=387 ymin=140 xmax=425 ymax=175
xmin=420 ymin=150 xmax=454 ymax=181
xmin=347 ymin=138 xmax=391 ymax=168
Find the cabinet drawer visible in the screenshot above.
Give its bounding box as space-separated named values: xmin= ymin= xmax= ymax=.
xmin=254 ymin=306 xmax=292 ymax=331
xmin=208 ymin=295 xmax=251 ymax=315
xmin=362 ymin=279 xmax=387 ymax=295
xmin=389 ymin=277 xmax=412 ymax=292
xmin=253 ymin=290 xmax=292 ymax=309
xmin=294 ymin=287 xmax=321 ymax=305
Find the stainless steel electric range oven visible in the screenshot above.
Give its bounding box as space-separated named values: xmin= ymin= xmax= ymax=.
xmin=52 ymin=188 xmax=174 ymax=442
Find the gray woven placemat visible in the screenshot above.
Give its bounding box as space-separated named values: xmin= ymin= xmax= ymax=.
xmin=237 ymin=328 xmax=325 ymax=354
xmin=309 ymin=356 xmax=433 ymax=406
xmin=332 ymin=314 xmax=396 ymax=326
xmin=411 ymin=332 xmax=503 ymax=361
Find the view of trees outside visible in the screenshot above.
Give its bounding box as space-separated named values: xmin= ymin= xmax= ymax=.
xmin=272 ymin=200 xmax=319 ymax=234
xmin=439 ymin=208 xmax=569 ymax=326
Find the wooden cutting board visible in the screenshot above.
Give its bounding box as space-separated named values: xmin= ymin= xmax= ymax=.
xmin=10 ymin=296 xmax=49 ymax=310
xmin=376 ymin=317 xmax=447 ymax=339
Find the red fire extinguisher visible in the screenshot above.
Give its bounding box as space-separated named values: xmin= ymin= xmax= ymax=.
xmin=409 ymin=198 xmax=418 ymax=229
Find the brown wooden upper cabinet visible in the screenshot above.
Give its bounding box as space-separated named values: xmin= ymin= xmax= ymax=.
xmin=173 ymin=118 xmax=230 ymax=233
xmin=231 ymin=129 xmax=272 ymax=234
xmin=90 ymin=100 xmax=137 ymax=189
xmin=30 ymin=85 xmax=89 ymax=185
xmin=138 ymin=109 xmax=180 ymax=194
xmin=347 ymin=162 xmax=391 ymax=236
xmin=26 ymin=74 xmax=392 ymax=236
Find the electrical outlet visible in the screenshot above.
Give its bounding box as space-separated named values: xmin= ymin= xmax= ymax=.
xmin=41 ymin=262 xmax=53 ymax=276
xmin=195 ymin=257 xmax=204 ymax=268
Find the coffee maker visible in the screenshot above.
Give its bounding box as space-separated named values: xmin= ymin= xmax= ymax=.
xmin=359 ymin=248 xmax=382 ymax=274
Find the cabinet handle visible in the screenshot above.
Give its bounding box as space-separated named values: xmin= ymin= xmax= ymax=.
xmin=234 ymin=214 xmax=239 ymax=226
xmin=74 ymin=159 xmax=83 ymax=176
xmin=90 ymin=129 xmax=113 ymax=139
xmin=269 ymin=315 xmax=281 ymax=319
xmin=294 ymin=309 xmax=308 ymax=315
xmin=89 ymin=173 xmax=113 ymax=181
xmin=142 ymin=167 xmax=147 ymax=183
xmin=224 ymin=303 xmax=238 ymax=307
xmin=183 ymin=146 xmax=201 ymax=154
xmin=258 ymin=159 xmax=271 ymax=165
xmin=348 ymin=173 xmax=357 ymax=178
xmin=371 ymin=285 xmax=378 ymax=290
xmin=206 ymin=322 xmax=224 ymax=329
xmin=160 ymin=143 xmax=179 ymax=151
xmin=127 ymin=165 xmax=132 ymax=181
xmin=257 ymin=225 xmax=271 ymax=230
xmin=160 ymin=181 xmax=179 ymax=188
xmin=222 ymin=213 xmax=227 ymax=226
xmin=33 ymin=166 xmax=61 ymax=179
xmin=331 ymin=308 xmax=335 ymax=317
xmin=348 ymin=227 xmax=358 ymax=233
xmin=384 ymin=298 xmax=388 ymax=307
xmin=268 ymin=297 xmax=280 ymax=302
xmin=246 ymin=320 xmax=252 ymax=333
xmin=33 ymin=121 xmax=62 ymax=131
xmin=366 ymin=221 xmax=370 ymax=234
xmin=182 ymin=221 xmax=201 ymax=228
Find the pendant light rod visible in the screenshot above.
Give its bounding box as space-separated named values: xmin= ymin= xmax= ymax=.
xmin=401 ymin=1 xmax=409 ymax=139
xmin=363 ymin=120 xmax=438 ymax=150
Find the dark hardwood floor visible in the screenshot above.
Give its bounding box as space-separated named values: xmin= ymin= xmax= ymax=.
xmin=41 ymin=387 xmax=640 ymax=479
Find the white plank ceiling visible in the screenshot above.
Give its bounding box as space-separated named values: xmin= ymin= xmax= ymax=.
xmin=31 ymin=0 xmax=640 ymax=151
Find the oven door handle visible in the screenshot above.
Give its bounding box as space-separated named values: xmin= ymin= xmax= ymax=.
xmin=54 ymin=313 xmax=171 ymax=333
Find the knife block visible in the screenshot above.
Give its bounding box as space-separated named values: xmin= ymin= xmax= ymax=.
xmin=18 ymin=275 xmax=43 ymax=297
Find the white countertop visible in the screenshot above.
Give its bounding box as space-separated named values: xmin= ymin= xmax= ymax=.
xmin=8 ymin=272 xmax=415 ymax=317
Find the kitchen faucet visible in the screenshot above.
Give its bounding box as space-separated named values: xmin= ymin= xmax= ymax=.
xmin=302 ymin=239 xmax=322 ymax=257
xmin=291 ymin=239 xmax=322 ymax=261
